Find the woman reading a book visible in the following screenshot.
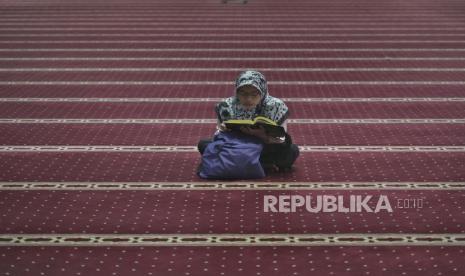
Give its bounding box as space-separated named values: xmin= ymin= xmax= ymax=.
xmin=198 ymin=70 xmax=299 ymax=172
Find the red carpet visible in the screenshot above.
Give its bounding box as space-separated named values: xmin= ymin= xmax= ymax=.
xmin=1 ymin=0 xmax=465 ymax=275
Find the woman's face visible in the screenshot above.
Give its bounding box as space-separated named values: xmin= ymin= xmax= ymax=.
xmin=237 ymin=85 xmax=262 ymax=110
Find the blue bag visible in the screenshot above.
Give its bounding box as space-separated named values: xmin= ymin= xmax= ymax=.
xmin=198 ymin=131 xmax=265 ymax=179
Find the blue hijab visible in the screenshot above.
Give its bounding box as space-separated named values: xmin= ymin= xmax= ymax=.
xmin=215 ymin=70 xmax=289 ymax=125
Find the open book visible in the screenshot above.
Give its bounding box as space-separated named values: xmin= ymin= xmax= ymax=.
xmin=224 ymin=116 xmax=286 ymax=137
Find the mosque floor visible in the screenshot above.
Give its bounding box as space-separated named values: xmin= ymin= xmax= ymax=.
xmin=1 ymin=0 xmax=465 ymax=275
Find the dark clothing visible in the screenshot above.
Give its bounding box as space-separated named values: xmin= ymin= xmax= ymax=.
xmin=197 ymin=132 xmax=299 ymax=172
xmin=197 ymin=138 xmax=214 ymax=155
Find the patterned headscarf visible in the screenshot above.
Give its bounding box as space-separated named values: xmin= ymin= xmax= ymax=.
xmin=215 ymin=70 xmax=289 ymax=125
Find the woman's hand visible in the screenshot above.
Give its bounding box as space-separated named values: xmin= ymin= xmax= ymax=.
xmin=240 ymin=125 xmax=267 ymax=139
xmin=264 ymin=136 xmax=286 ymax=144
xmin=217 ymin=123 xmax=231 ymax=132
xmin=240 ymin=126 xmax=285 ymax=144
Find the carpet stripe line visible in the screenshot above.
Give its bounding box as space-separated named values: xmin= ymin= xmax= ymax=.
xmin=0 ymin=182 xmax=464 ymax=190
xmin=3 ymin=22 xmax=465 ymax=26
xmin=1 ymin=10 xmax=463 ymax=13
xmin=2 ymin=22 xmax=464 ymax=26
xmin=2 ymin=34 xmax=464 ymax=37
xmin=1 ymin=145 xmax=465 ymax=152
xmin=2 ymin=57 xmax=465 ymax=61
xmin=2 ymin=17 xmax=463 ymax=21
xmin=1 ymin=119 xmax=464 ymax=124
xmin=3 ymin=68 xmax=465 ymax=72
xmin=2 ymin=98 xmax=464 ymax=103
xmin=2 ymin=48 xmax=465 ymax=52
xmin=2 ymin=27 xmax=465 ymax=31
xmin=0 ymin=16 xmax=463 ymax=20
xmin=1 ymin=19 xmax=464 ymax=23
xmin=0 ymin=234 xmax=464 ymax=246
xmin=2 ymin=14 xmax=463 ymax=16
xmin=2 ymin=40 xmax=465 ymax=43
xmin=2 ymin=81 xmax=465 ymax=85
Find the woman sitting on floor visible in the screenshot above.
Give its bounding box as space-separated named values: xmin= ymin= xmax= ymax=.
xmin=197 ymin=70 xmax=299 ymax=174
